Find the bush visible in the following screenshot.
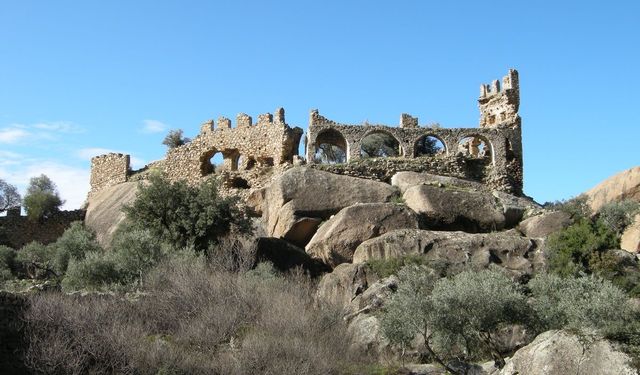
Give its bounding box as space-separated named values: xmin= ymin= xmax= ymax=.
xmin=367 ymin=254 xmax=431 ymax=278
xmin=23 ymin=174 xmax=64 ymax=220
xmin=546 ymin=219 xmax=618 ymax=277
xmin=598 ymin=199 xmax=640 ymax=235
xmin=162 ymin=129 xmax=190 ymax=149
xmin=529 ymin=273 xmax=632 ymax=335
xmin=52 ymin=221 xmax=102 ymax=274
xmin=111 ymin=226 xmax=169 ymax=285
xmin=61 ymin=252 xmax=121 ymax=291
xmin=544 ymin=195 xmax=592 ymax=221
xmin=429 ymin=268 xmax=530 ymax=365
xmin=0 ymin=245 xmax=16 ymax=281
xmin=15 ymin=242 xmax=57 ymax=279
xmin=25 ymin=255 xmax=368 ymax=374
xmin=124 ymin=174 xmax=252 ymax=251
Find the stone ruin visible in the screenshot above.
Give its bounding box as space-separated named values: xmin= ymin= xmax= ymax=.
xmin=88 ymin=69 xmax=524 ymax=197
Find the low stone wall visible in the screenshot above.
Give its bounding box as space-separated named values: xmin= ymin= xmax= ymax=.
xmin=0 ymin=292 xmax=30 ymax=374
xmin=0 ymin=210 xmax=86 ymax=249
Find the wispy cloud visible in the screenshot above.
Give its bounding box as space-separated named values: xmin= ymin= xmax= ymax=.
xmin=141 ymin=119 xmax=168 ymax=134
xmin=0 ymin=127 xmax=30 ymax=143
xmin=76 ymin=147 xmax=146 ymax=169
xmin=32 ymin=121 xmax=83 ymax=134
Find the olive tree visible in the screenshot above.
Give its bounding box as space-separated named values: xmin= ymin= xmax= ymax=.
xmin=23 ymin=174 xmax=64 ymax=220
xmin=0 ymin=178 xmax=21 ymax=213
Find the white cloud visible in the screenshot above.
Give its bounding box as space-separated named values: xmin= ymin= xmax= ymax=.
xmin=141 ymin=119 xmax=168 ymax=134
xmin=77 ymin=147 xmax=146 ymax=169
xmin=32 ymin=121 xmax=82 ymax=133
xmin=0 ymin=128 xmax=30 ymax=143
xmin=0 ymin=161 xmax=90 ymax=210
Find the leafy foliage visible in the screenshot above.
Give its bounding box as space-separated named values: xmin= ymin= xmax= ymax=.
xmin=544 ymin=195 xmax=592 ymax=221
xmin=546 ymin=219 xmax=618 ymax=277
xmin=162 ymin=129 xmax=191 ymax=149
xmin=415 ymin=136 xmax=443 ymax=156
xmin=124 ymin=174 xmax=251 ymax=251
xmin=529 ymin=273 xmax=633 ymax=335
xmin=0 ymin=178 xmax=21 ymax=213
xmin=52 ymin=221 xmax=102 ymax=274
xmin=23 ymin=174 xmax=64 ymax=220
xmin=0 ymin=245 xmax=16 ymax=281
xmin=313 ymin=143 xmax=347 ymax=164
xmin=110 ymin=225 xmax=171 ymax=285
xmin=360 ymin=132 xmax=400 ymax=158
xmin=597 ymin=199 xmax=640 ymax=235
xmin=62 ymin=251 xmax=121 ymax=290
xmin=15 ymin=242 xmax=57 ymax=279
xmin=367 ymin=255 xmax=430 ymax=278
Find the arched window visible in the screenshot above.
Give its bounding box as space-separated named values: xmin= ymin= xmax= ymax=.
xmin=414 ymin=135 xmax=446 ymax=157
xmin=200 ymin=149 xmax=224 ymax=176
xmin=457 ymin=135 xmax=493 ymax=162
xmin=360 ymin=131 xmax=401 ymax=158
xmin=313 ymin=129 xmax=348 ymax=164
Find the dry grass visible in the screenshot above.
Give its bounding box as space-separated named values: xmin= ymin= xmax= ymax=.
xmin=23 ymin=256 xmax=370 ymax=375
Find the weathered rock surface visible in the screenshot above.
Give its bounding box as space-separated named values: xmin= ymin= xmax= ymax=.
xmin=255 ymin=237 xmax=330 ymax=277
xmin=306 ymin=203 xmax=419 ymax=267
xmin=517 ymin=211 xmax=572 ymax=238
xmin=346 ymin=314 xmax=387 ymax=355
xmin=585 ymin=166 xmax=640 ymax=212
xmin=315 ymin=263 xmax=377 ymax=313
xmin=392 ymin=171 xmax=485 ymax=194
xmin=499 ymin=330 xmax=638 ymax=375
xmin=403 ymin=184 xmax=506 ymax=232
xmin=261 ymin=167 xmax=397 ymax=246
xmin=621 ymin=214 xmax=640 ymax=253
xmin=354 ymin=229 xmax=536 ymax=277
xmin=85 ymin=181 xmax=139 ymax=248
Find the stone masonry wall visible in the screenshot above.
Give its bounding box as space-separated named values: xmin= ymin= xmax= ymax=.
xmin=0 ymin=209 xmax=86 ymax=249
xmin=162 ymin=108 xmax=303 ymax=184
xmin=89 ymin=153 xmax=130 ymax=196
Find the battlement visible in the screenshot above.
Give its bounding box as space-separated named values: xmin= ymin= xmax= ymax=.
xmin=200 ymin=108 xmax=288 ymax=133
xmin=479 ymin=69 xmax=520 ymax=129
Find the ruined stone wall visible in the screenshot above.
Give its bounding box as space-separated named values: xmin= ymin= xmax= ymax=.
xmin=89 ymin=153 xmax=130 ymax=196
xmin=306 ymin=69 xmax=524 ymax=194
xmin=0 ymin=209 xmax=86 ymax=249
xmin=162 ymin=108 xmax=303 ymax=184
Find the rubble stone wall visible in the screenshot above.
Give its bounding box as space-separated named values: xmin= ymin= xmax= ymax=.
xmin=89 ymin=153 xmax=130 ymax=196
xmin=0 ymin=210 xmax=86 ymax=249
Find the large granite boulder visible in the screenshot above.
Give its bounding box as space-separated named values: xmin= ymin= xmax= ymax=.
xmin=621 ymin=214 xmax=640 ymax=253
xmin=85 ymin=182 xmax=139 ymax=248
xmin=499 ymin=330 xmax=638 ymax=375
xmin=403 ymin=184 xmax=506 ymax=232
xmin=315 ymin=263 xmax=376 ymax=313
xmin=353 ymin=229 xmax=536 ymax=277
xmin=585 ymin=166 xmax=640 ymax=212
xmin=261 ymin=167 xmax=397 ymax=246
xmin=392 ymin=171 xmax=485 ymax=194
xmin=306 ymin=203 xmax=419 ymax=267
xmin=255 ymin=237 xmax=330 ymax=277
xmin=518 ymin=211 xmax=572 ymax=238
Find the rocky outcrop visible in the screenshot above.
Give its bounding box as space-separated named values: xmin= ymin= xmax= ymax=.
xmin=585 ymin=166 xmax=640 ymax=212
xmin=499 ymin=330 xmax=638 ymax=375
xmin=306 ymin=203 xmax=419 ymax=267
xmin=403 ymin=184 xmax=506 ymax=232
xmin=517 ymin=211 xmax=572 ymax=238
xmin=261 ymin=167 xmax=397 ymax=247
xmin=621 ymin=214 xmax=640 ymax=253
xmin=392 ymin=171 xmax=486 ymax=194
xmin=354 ymin=229 xmax=537 ymax=277
xmin=255 ymin=237 xmax=330 ymax=277
xmin=84 ymin=181 xmax=139 ymax=248
xmin=315 ymin=263 xmax=377 ymax=313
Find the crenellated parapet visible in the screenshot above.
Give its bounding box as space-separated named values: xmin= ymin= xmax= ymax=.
xmin=479 ymin=69 xmax=520 ymax=128
xmin=162 ymin=107 xmax=303 ymax=184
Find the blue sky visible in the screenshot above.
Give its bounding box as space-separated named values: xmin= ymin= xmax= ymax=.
xmin=1 ymin=1 xmax=638 ymax=209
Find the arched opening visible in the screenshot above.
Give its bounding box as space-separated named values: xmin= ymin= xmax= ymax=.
xmin=360 ymin=131 xmax=400 ymax=158
xmin=313 ymin=128 xmax=348 ymax=164
xmin=458 ymin=135 xmax=493 ymax=162
xmin=200 ymin=149 xmax=224 ymax=176
xmin=414 ymin=135 xmax=446 ymax=157
xmin=505 ymin=139 xmax=515 ymax=162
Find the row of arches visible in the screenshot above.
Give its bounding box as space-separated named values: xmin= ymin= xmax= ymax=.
xmin=312 ymin=129 xmax=493 ymax=165
xmin=200 ymin=149 xmax=273 ymax=176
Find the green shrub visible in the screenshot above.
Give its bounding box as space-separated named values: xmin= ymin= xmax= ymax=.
xmin=52 ymin=221 xmax=102 ymax=274
xmin=367 ymin=255 xmax=430 ymax=278
xmin=529 ymin=273 xmax=631 ymax=335
xmin=546 ymin=219 xmax=618 ymax=277
xmin=62 ymin=251 xmax=121 ymax=291
xmin=0 ymin=245 xmax=16 ymax=281
xmin=15 ymin=242 xmax=57 ymax=279
xmin=124 ymin=174 xmax=252 ymax=251
xmin=429 ymin=269 xmax=530 ymax=364
xmin=23 ymin=174 xmax=63 ymax=220
xmin=597 ymin=199 xmax=640 ymax=235
xmin=544 ymin=195 xmax=591 ymax=221
xmin=111 ymin=226 xmax=169 ymax=285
